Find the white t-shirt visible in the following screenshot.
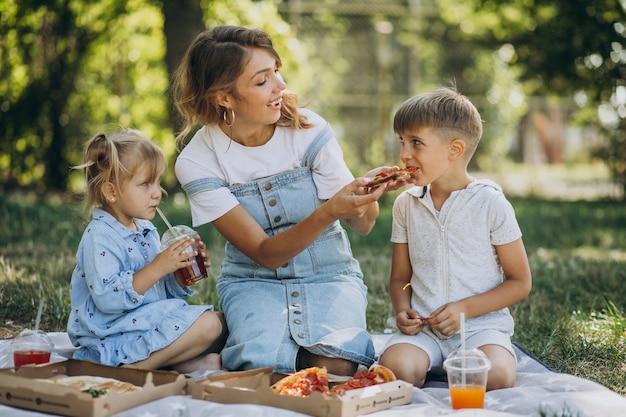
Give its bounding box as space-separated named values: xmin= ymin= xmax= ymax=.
xmin=391 ymin=179 xmax=522 ymax=334
xmin=175 ymin=109 xmax=354 ymax=227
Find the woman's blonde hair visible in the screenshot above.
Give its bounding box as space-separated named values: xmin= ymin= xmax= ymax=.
xmin=74 ymin=129 xmax=165 ymax=215
xmin=172 ymin=25 xmax=311 ymax=149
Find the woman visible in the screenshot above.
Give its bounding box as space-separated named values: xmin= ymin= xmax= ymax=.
xmin=172 ymin=26 xmax=407 ymax=377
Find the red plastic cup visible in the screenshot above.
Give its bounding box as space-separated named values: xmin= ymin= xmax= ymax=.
xmin=11 ymin=329 xmax=53 ymax=370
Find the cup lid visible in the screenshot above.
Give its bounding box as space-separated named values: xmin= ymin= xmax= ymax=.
xmin=11 ymin=329 xmax=54 ymax=350
xmin=443 ymin=347 xmax=491 ymax=371
xmin=161 ymin=225 xmax=197 ymax=246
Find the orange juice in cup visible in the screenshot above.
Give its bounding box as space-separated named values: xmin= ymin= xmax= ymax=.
xmin=443 ymin=348 xmax=491 ymax=409
xmin=449 ymin=384 xmax=486 ymax=409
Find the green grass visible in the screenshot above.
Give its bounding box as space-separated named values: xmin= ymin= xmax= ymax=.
xmin=0 ymin=191 xmax=624 ymax=395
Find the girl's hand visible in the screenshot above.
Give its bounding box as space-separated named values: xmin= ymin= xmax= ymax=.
xmin=428 ymin=301 xmax=468 ymax=337
xmin=153 ymin=236 xmax=197 ymax=276
xmin=196 ymin=235 xmax=212 ymax=270
xmin=396 ymin=309 xmax=425 ymax=336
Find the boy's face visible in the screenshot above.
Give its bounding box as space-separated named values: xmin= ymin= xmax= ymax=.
xmin=398 ymin=127 xmax=452 ymax=187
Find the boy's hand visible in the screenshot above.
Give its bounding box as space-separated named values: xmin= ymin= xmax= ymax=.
xmin=396 ymin=309 xmax=426 ymax=335
xmin=428 ymin=301 xmax=468 ymax=337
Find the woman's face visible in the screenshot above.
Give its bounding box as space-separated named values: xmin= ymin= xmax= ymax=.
xmin=229 ymin=48 xmax=286 ymax=129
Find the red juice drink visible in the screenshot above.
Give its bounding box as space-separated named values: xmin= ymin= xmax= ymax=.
xmin=161 ymin=225 xmax=208 ymax=286
xmin=11 ymin=329 xmax=53 ymax=370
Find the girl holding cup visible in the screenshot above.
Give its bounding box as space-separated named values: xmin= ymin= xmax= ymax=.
xmin=67 ymin=129 xmax=227 ymax=373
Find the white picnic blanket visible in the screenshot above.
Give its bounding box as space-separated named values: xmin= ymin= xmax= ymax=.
xmin=0 ymin=333 xmax=625 ymax=417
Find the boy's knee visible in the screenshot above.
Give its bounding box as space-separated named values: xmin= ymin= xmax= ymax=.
xmin=487 ymin=365 xmax=516 ymax=390
xmin=380 ymin=351 xmax=427 ymax=387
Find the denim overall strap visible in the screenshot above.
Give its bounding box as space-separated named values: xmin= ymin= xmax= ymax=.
xmin=302 ymin=123 xmax=334 ymax=167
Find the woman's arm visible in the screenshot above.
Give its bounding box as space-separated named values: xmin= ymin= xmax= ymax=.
xmin=212 ymin=178 xmax=386 ymax=269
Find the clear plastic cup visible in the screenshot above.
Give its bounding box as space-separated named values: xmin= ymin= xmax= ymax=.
xmin=161 ymin=225 xmax=207 ymax=286
xmin=443 ymin=348 xmax=491 ymax=409
xmin=11 ymin=329 xmax=54 ymax=370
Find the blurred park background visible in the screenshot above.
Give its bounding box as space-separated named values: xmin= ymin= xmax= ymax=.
xmin=1 ymin=0 xmax=626 ymax=395
xmin=1 ymin=0 xmax=626 ymax=200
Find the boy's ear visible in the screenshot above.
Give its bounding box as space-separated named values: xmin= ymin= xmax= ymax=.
xmin=449 ymin=139 xmax=466 ymax=161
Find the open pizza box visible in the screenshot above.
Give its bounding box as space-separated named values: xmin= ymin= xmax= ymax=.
xmin=189 ymin=367 xmax=414 ymax=417
xmin=0 ymin=359 xmax=187 ymax=417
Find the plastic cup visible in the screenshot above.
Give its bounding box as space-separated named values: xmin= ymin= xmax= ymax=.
xmin=161 ymin=225 xmax=207 ymax=286
xmin=443 ymin=348 xmax=491 ymax=409
xmin=11 ymin=329 xmax=54 ymax=370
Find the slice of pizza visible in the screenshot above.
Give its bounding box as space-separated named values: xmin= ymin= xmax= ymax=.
xmin=368 ymin=167 xmax=416 ymax=187
xmin=271 ymin=366 xmax=332 ymax=398
xmin=330 ymin=364 xmax=396 ymax=396
xmin=38 ymin=375 xmax=142 ymax=398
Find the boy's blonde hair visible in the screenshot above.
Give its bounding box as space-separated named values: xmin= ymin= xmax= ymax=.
xmin=74 ymin=129 xmax=165 ymax=214
xmin=393 ymin=87 xmax=483 ymax=158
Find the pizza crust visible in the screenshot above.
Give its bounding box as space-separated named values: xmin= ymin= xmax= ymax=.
xmin=38 ymin=375 xmax=142 ymax=397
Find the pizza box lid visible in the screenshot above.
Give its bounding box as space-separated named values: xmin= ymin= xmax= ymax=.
xmin=0 ymin=359 xmax=187 ymax=417
xmin=189 ymin=367 xmax=413 ymax=417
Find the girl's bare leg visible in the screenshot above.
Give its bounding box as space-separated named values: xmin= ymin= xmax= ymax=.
xmin=129 ymin=311 xmax=227 ymax=372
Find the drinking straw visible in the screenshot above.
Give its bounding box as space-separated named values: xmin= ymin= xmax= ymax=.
xmin=156 ymin=207 xmax=180 ymax=237
xmin=34 ymin=299 xmax=44 ymax=333
xmin=460 ymin=312 xmax=466 ymax=385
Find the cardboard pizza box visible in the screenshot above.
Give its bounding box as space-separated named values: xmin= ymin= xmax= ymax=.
xmin=0 ymin=359 xmax=187 ymax=417
xmin=189 ymin=367 xmax=413 ymax=417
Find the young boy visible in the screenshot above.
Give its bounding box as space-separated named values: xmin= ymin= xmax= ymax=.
xmin=378 ymin=87 xmax=532 ymax=390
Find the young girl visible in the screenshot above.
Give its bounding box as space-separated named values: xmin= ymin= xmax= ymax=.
xmin=67 ymin=129 xmax=227 ymax=373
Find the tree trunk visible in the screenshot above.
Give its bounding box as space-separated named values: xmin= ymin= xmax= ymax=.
xmin=162 ymin=0 xmax=206 ymax=133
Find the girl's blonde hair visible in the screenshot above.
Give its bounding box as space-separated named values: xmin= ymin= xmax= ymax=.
xmin=171 ymin=25 xmax=311 ymax=149
xmin=74 ymin=129 xmax=166 ymax=214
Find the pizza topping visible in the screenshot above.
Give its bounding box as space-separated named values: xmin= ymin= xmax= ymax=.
xmin=272 ymin=365 xmax=397 ymax=398
xmin=368 ymin=167 xmax=416 ymax=187
xmin=272 ymin=366 xmax=331 ymax=398
xmin=330 ymin=365 xmax=397 ymax=396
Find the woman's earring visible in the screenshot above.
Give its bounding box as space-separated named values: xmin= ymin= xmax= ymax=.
xmin=222 ymin=108 xmax=235 ymax=127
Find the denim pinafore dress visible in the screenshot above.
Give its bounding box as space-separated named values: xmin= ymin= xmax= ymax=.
xmin=191 ymin=125 xmax=375 ymax=373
